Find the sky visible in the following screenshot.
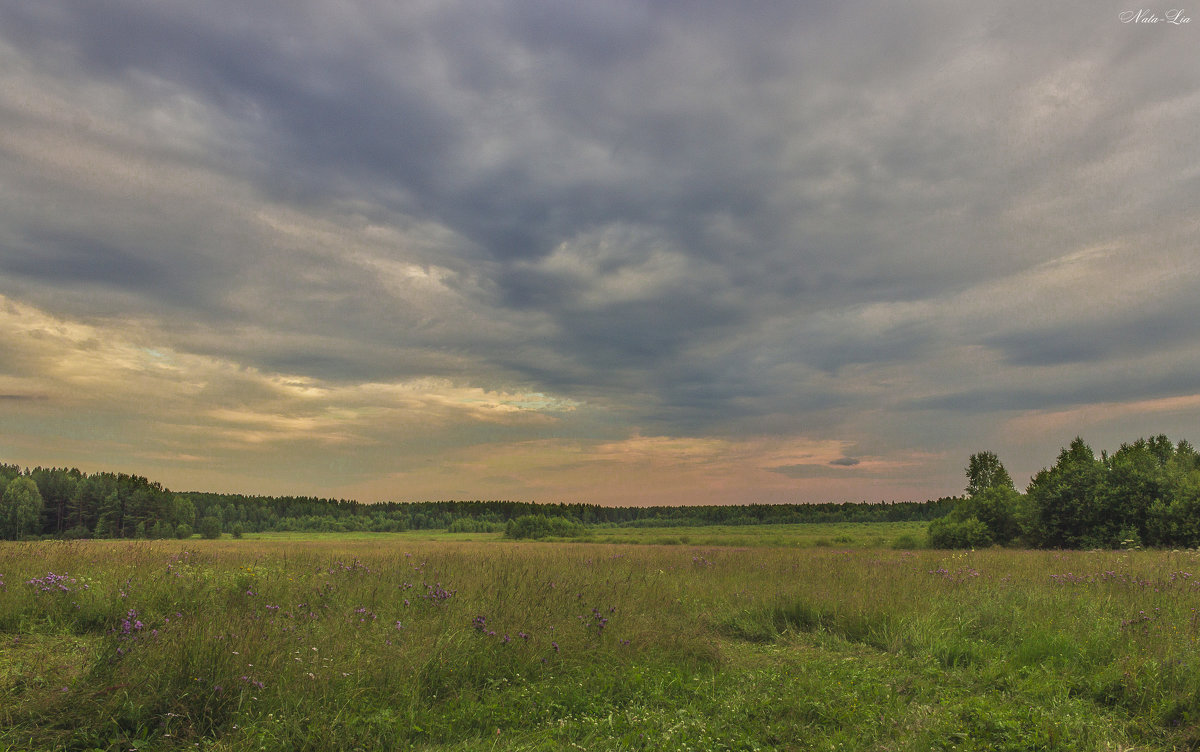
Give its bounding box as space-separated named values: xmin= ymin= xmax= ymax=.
xmin=1 ymin=1 xmax=1198 ymax=506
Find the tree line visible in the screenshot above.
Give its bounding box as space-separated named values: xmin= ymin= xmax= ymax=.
xmin=0 ymin=461 xmax=956 ymax=540
xmin=9 ymin=436 xmax=1192 ymax=547
xmin=931 ymin=435 xmax=1200 ymax=548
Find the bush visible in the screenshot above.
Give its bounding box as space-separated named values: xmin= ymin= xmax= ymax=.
xmin=960 ymin=486 xmax=1022 ymax=545
xmin=175 ymin=523 xmax=193 ymax=539
xmin=198 ymin=517 xmax=222 ymax=539
xmin=927 ymin=516 xmax=993 ymax=549
xmin=448 ymin=517 xmax=503 ymax=533
xmin=231 ymin=522 xmax=244 ymax=539
xmin=504 ymin=514 xmax=585 ymax=540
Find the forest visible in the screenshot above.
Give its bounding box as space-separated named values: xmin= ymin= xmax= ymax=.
xmin=0 ymin=461 xmax=956 ymax=541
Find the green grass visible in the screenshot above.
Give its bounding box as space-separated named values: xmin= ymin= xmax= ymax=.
xmin=2 ymin=535 xmax=1200 ymax=750
xmin=243 ymin=520 xmax=928 ymax=548
xmin=242 ymin=529 xmax=508 ymax=543
xmin=576 ymin=520 xmax=929 ymax=548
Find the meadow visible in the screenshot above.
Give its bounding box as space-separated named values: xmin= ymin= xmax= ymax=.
xmin=2 ymin=531 xmax=1200 ymax=751
xmin=246 ymin=520 xmax=929 ymax=549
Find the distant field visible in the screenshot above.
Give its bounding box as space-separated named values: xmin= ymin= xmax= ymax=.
xmin=576 ymin=520 xmax=929 ymax=548
xmin=246 ymin=520 xmax=930 ymax=548
xmin=3 ymin=535 xmax=1199 ymax=750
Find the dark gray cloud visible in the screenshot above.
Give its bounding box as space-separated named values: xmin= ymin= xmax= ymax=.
xmin=908 ymin=367 xmax=1200 ymax=415
xmin=984 ymin=305 xmax=1200 ymax=367
xmin=3 ymin=231 xmax=169 ymax=291
xmin=769 ymin=460 xmax=864 ymax=479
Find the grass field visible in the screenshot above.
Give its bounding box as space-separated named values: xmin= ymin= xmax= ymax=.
xmin=575 ymin=521 xmax=929 ymax=548
xmin=3 ymin=532 xmax=1200 ymax=750
xmin=244 ymin=520 xmax=929 ymax=548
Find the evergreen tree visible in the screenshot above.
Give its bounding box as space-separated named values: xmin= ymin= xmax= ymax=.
xmin=95 ymin=490 xmax=124 ymax=538
xmin=30 ymin=468 xmax=80 ymax=535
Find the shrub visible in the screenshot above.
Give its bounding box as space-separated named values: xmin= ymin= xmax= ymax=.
xmin=504 ymin=514 xmax=585 ymax=539
xmin=175 ymin=523 xmax=193 ymax=539
xmin=927 ymin=516 xmax=993 ymax=549
xmin=198 ymin=517 xmax=222 ymax=539
xmin=448 ymin=518 xmax=503 ymax=533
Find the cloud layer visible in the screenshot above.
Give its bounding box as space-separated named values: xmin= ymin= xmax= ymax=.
xmin=2 ymin=1 xmax=1198 ymax=503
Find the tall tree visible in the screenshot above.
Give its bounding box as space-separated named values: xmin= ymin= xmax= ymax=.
xmin=1026 ymin=438 xmax=1106 ymax=548
xmin=31 ymin=467 xmax=80 ymax=535
xmin=928 ymin=451 xmax=1023 ymax=548
xmin=1102 ymin=438 xmax=1175 ymax=545
xmin=95 ymin=490 xmax=124 ymax=538
xmin=965 ymin=451 xmax=1014 ymax=497
xmin=1 ymin=476 xmax=44 ymax=539
xmin=171 ymin=496 xmax=197 ymax=528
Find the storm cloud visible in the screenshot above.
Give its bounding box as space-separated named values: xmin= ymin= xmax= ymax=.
xmin=1 ymin=0 xmax=1198 ymax=503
